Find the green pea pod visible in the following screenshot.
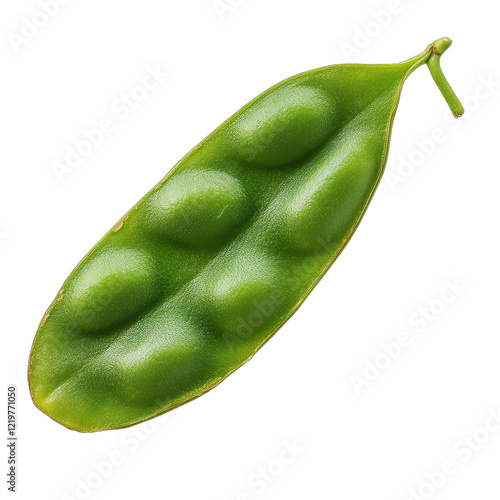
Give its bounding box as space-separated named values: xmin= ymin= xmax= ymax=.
xmin=29 ymin=38 xmax=463 ymax=432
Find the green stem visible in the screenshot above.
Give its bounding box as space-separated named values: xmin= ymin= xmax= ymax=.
xmin=426 ymin=38 xmax=464 ymax=118
xmin=404 ymin=37 xmax=464 ymax=119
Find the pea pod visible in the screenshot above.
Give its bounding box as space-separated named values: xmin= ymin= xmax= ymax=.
xmin=29 ymin=38 xmax=463 ymax=432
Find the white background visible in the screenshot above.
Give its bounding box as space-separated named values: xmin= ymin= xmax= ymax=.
xmin=1 ymin=1 xmax=499 ymax=499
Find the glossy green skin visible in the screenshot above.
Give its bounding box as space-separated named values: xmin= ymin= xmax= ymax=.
xmin=30 ymin=56 xmax=423 ymax=432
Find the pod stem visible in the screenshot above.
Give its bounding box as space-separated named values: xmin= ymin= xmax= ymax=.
xmin=406 ymin=37 xmax=464 ymax=119
xmin=426 ymin=38 xmax=464 ymax=118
